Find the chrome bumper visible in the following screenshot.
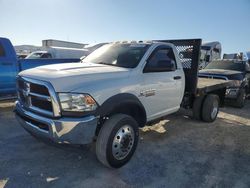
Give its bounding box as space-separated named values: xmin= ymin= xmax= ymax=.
xmin=14 ymin=101 xmax=98 ymax=145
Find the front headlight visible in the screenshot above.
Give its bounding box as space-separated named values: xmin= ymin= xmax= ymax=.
xmin=59 ymin=93 xmax=98 ymax=112
xmin=226 ymin=88 xmax=239 ymax=96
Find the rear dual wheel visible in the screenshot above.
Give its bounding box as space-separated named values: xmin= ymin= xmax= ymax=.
xmin=193 ymin=94 xmax=219 ymax=122
xmin=202 ymin=94 xmax=219 ymax=122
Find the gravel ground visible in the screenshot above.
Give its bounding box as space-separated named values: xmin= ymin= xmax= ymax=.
xmin=0 ymin=100 xmax=250 ymax=188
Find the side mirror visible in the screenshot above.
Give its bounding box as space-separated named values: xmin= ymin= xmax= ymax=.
xmin=144 ymin=60 xmax=175 ymax=73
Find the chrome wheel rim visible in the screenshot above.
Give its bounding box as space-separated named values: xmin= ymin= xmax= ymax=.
xmin=112 ymin=125 xmax=134 ymax=160
xmin=211 ymin=101 xmax=218 ymax=119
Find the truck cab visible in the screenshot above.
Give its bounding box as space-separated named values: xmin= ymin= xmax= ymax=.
xmin=16 ymin=42 xmax=185 ymax=120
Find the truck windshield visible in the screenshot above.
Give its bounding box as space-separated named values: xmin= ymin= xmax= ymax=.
xmin=204 ymin=60 xmax=245 ymax=72
xmin=82 ymin=43 xmax=150 ymax=68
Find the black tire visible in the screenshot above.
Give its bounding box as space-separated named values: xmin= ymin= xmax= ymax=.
xmin=96 ymin=114 xmax=139 ymax=168
xmin=234 ymin=89 xmax=246 ymax=108
xmin=192 ymin=96 xmax=204 ymax=120
xmin=201 ymin=94 xmax=220 ymax=122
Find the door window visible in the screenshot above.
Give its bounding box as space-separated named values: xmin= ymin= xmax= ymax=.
xmin=144 ymin=47 xmax=176 ymax=73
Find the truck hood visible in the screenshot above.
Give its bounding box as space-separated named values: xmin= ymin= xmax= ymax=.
xmin=199 ymin=69 xmax=244 ymax=80
xmin=19 ymin=62 xmax=130 ymax=92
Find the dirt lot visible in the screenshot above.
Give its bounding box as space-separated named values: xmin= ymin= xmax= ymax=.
xmin=0 ymin=100 xmax=250 ymax=188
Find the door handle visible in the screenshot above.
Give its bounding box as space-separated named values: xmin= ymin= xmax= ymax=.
xmin=173 ymin=76 xmax=181 ymax=80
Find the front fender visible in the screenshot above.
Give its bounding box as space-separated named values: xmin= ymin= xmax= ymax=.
xmin=96 ymin=93 xmax=147 ymax=125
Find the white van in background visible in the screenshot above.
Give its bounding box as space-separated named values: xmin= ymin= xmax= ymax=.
xmin=179 ymin=41 xmax=222 ymax=69
xmin=200 ymin=41 xmax=222 ymax=69
xmin=26 ymin=46 xmax=89 ymax=59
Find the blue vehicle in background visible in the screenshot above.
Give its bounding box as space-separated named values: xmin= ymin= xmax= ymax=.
xmin=0 ymin=37 xmax=80 ymax=99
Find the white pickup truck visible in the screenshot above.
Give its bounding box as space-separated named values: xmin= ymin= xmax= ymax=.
xmin=15 ymin=39 xmax=233 ymax=168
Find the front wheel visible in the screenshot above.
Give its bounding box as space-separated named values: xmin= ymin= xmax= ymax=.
xmin=96 ymin=114 xmax=139 ymax=168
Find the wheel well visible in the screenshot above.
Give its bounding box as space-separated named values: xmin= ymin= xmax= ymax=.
xmin=109 ymin=103 xmax=146 ymax=127
xmin=95 ymin=103 xmax=146 ymax=137
xmin=95 ymin=93 xmax=147 ymax=136
xmin=96 ymin=104 xmax=147 ymax=136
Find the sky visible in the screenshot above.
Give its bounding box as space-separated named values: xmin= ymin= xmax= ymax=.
xmin=0 ymin=0 xmax=249 ymax=53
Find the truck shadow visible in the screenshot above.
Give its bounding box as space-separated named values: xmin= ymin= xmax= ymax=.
xmin=220 ymin=100 xmax=250 ymax=121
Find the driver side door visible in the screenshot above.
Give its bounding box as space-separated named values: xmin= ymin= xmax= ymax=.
xmin=140 ymin=45 xmax=183 ymax=121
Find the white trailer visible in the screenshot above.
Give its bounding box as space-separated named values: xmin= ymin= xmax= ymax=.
xmin=200 ymin=41 xmax=222 ymax=69
xmin=42 ymin=39 xmax=87 ymax=49
xmin=26 ymin=46 xmax=89 ymax=59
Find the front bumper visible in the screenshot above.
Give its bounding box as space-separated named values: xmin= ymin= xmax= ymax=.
xmin=14 ymin=101 xmax=98 ymax=145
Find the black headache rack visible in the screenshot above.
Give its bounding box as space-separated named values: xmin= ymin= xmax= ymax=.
xmin=155 ymin=39 xmax=234 ymax=109
xmin=155 ymin=39 xmax=202 ymax=95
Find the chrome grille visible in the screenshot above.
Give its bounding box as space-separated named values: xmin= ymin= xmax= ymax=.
xmin=17 ymin=77 xmax=61 ymax=117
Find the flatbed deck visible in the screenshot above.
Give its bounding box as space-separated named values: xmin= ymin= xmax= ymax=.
xmin=196 ymin=78 xmax=234 ymax=95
